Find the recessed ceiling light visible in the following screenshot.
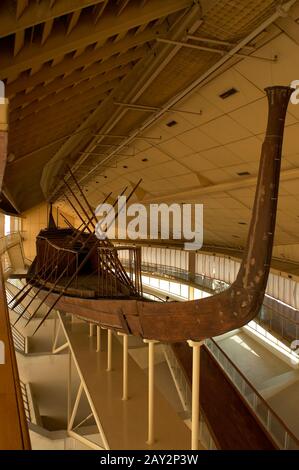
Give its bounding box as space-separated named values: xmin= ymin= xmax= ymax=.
xmin=166 ymin=120 xmax=177 ymax=127
xmin=219 ymin=87 xmax=239 ymax=100
xmin=237 ymin=171 xmax=250 ymax=176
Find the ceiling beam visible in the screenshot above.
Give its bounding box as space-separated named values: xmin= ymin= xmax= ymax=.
xmin=11 ymin=85 xmax=115 ymax=130
xmin=71 ymin=4 xmax=202 ymax=184
xmin=6 ymin=25 xmax=166 ymax=97
xmin=9 ymin=87 xmax=120 ymax=141
xmin=10 ymin=47 xmax=146 ymax=110
xmin=67 ymin=10 xmax=82 ymax=35
xmin=41 ymin=18 xmax=54 ymax=45
xmin=0 ymin=0 xmax=106 ymax=37
xmin=46 ymin=1 xmax=199 ymax=199
xmin=11 ymin=112 xmax=100 ymax=157
xmin=11 ymin=102 xmax=102 ymax=148
xmin=15 ymin=0 xmax=29 ymax=20
xmin=10 ymin=66 xmax=129 ymax=122
xmin=117 ymin=0 xmax=131 ymax=17
xmin=276 ymin=15 xmax=299 ymax=45
xmin=0 ymin=0 xmax=192 ymax=79
xmin=142 ymin=167 xmax=299 ymax=204
xmin=11 ymin=90 xmax=108 ymax=135
xmin=13 ymin=29 xmax=25 ymax=56
xmin=93 ymin=0 xmax=109 ymax=24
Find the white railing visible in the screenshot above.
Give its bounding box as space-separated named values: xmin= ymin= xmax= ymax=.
xmin=163 ymin=344 xmax=191 ymax=413
xmin=6 ymin=282 xmax=31 ymax=320
xmin=20 ymin=381 xmax=31 ymax=423
xmin=11 ymin=325 xmax=28 ymax=354
xmin=205 ymin=339 xmax=299 ymax=450
xmin=163 ymin=344 xmax=217 ymax=450
xmin=0 ymin=231 xmax=22 ymax=254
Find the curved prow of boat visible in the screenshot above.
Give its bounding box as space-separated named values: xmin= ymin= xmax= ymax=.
xmin=137 ymin=86 xmax=294 ymax=341
xmin=22 ymin=86 xmax=294 ymax=343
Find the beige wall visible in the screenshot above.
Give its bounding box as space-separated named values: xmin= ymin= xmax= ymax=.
xmin=21 ymin=203 xmax=76 ymax=261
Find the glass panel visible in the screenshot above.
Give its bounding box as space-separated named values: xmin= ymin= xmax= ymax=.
xmin=4 ymin=215 xmax=10 ymax=235
xmin=269 ymin=414 xmax=285 ymax=448
xmin=180 ymin=284 xmax=189 ymax=299
xmin=160 ymin=280 xmax=169 ymax=292
xmin=150 ymin=278 xmax=159 ymax=288
xmin=169 ymin=282 xmax=181 ymax=295
xmin=287 ymin=436 xmax=299 ymax=450
xmin=254 ymin=398 xmax=265 ymax=427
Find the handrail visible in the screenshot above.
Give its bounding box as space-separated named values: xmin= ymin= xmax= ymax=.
xmin=11 ymin=325 xmax=26 ymax=354
xmin=206 ymin=338 xmax=299 ymax=449
xmin=19 ymin=381 xmax=31 ymax=423
xmin=143 ymin=291 xmax=166 ymax=302
xmin=37 ymin=236 xmax=78 ymax=254
xmin=163 ymin=344 xmax=217 ymax=450
xmin=6 ymin=283 xmax=31 ymax=320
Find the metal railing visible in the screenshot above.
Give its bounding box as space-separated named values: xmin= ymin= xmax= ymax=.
xmin=20 ymin=381 xmax=31 ymax=423
xmin=163 ymin=344 xmax=217 ymax=450
xmin=163 ymin=344 xmax=192 ymax=413
xmin=98 ymin=246 xmax=142 ymax=298
xmin=5 ymin=282 xmax=31 ymax=320
xmin=138 ymin=261 xmax=228 ymax=293
xmin=257 ymin=301 xmax=299 ymax=344
xmin=11 ymin=325 xmax=27 ymax=354
xmin=205 ymin=339 xmax=299 ymax=450
xmin=0 ymin=231 xmax=24 ymax=256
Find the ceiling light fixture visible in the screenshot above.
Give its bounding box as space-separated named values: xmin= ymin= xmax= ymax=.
xmin=166 ymin=120 xmax=177 ymax=127
xmin=219 ymin=87 xmax=239 ymax=100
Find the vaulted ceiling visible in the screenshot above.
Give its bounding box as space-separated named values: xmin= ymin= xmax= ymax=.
xmin=3 ymin=0 xmax=299 ymax=264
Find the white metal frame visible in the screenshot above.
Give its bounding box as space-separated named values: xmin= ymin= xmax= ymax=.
xmin=53 ymin=311 xmax=110 ymax=450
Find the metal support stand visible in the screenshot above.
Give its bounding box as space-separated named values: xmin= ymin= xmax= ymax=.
xmin=187 ymin=340 xmax=202 ymax=450
xmin=107 ymin=329 xmax=112 ymax=371
xmin=144 ymin=339 xmax=158 ymax=445
xmin=118 ymin=333 xmax=128 ymax=400
xmin=96 ymin=325 xmax=101 ymax=352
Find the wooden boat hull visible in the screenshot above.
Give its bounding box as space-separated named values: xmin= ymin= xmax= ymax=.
xmin=38 ymin=283 xmax=262 ymax=342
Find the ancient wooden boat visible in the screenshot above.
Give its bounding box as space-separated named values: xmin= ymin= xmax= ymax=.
xmin=11 ymin=86 xmax=293 ymax=342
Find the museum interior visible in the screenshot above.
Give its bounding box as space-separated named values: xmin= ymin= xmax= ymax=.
xmin=1 ymin=0 xmax=299 ymax=451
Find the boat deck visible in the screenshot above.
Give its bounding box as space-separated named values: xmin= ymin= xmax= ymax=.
xmin=32 ymin=274 xmax=133 ymax=299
